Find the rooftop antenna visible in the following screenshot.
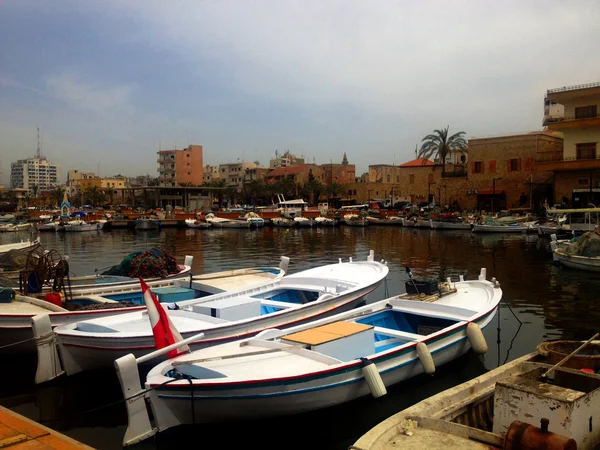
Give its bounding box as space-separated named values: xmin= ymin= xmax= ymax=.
xmin=36 ymin=127 xmax=41 ymax=159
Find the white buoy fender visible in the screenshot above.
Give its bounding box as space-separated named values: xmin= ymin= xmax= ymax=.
xmin=360 ymin=358 xmax=387 ymax=398
xmin=466 ymin=322 xmax=488 ymax=354
xmin=416 ymin=342 xmax=435 ymax=374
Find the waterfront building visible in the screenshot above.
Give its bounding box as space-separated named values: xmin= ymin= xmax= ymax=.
xmin=10 ymin=156 xmax=59 ymax=193
xmin=269 ymin=150 xmax=305 ymax=169
xmin=74 ymin=175 xmax=127 ymax=191
xmin=368 ymin=165 xmax=402 ymax=184
xmin=244 ymin=167 xmax=270 ymax=183
xmin=320 ymin=153 xmax=356 ymax=185
xmin=157 ymin=145 xmax=203 ymax=187
xmin=202 ymin=165 xmax=220 ymax=184
xmin=218 ymin=162 xmax=260 ymax=190
xmin=539 ymin=81 xmax=600 ymax=207
xmin=468 ymin=131 xmax=563 ymax=211
xmin=265 ymin=164 xmax=325 ymax=185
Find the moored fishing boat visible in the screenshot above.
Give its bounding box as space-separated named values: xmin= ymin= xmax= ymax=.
xmin=472 ymin=223 xmax=528 ymax=233
xmin=184 ymin=218 xmax=211 ymax=229
xmin=344 ymin=214 xmax=368 ymax=226
xmin=205 ymin=213 xmax=250 ymax=228
xmin=36 ymin=252 xmax=388 ymax=380
xmin=112 ymin=267 xmax=500 ymax=445
xmin=353 ymin=339 xmax=600 ymax=449
xmin=314 ymin=216 xmax=337 ymax=226
xmin=2 ymin=256 xmax=290 ymax=355
xmin=0 ymin=237 xmax=40 ymax=255
xmin=135 ymin=217 xmax=161 ymax=230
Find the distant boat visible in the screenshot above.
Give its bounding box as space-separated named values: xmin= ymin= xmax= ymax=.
xmin=135 ymin=217 xmax=161 ymax=230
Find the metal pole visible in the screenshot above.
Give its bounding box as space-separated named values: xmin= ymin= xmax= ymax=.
xmin=492 ymin=178 xmax=495 ymax=214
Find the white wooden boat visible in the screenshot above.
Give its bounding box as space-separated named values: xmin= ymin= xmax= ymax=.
xmin=0 ymin=238 xmax=40 ymax=255
xmin=1 ymin=257 xmax=289 ymax=354
xmin=271 ymin=217 xmax=296 ymax=227
xmin=39 ymin=252 xmax=388 ymax=379
xmin=294 ymin=217 xmax=314 ymax=227
xmin=366 ymin=216 xmax=403 ymax=226
xmin=0 ymin=214 xmax=15 ymax=222
xmin=184 ymin=218 xmax=211 ymax=229
xmin=64 ymin=220 xmax=103 ymax=232
xmin=553 ymin=248 xmax=600 ymax=272
xmin=135 ymin=217 xmax=161 ymax=230
xmin=242 ymin=212 xmax=265 ymax=227
xmin=113 ymin=268 xmax=500 ymax=444
xmin=415 ymin=219 xmax=432 ymax=228
xmin=354 ymin=344 xmax=600 ymax=449
xmin=205 ymin=214 xmax=250 ymax=228
xmin=343 ymin=214 xmax=368 ymax=226
xmin=550 ymin=234 xmax=573 ymax=262
xmin=38 ymin=220 xmax=61 ymax=231
xmin=314 ymin=216 xmax=337 ymax=226
xmin=472 ymin=224 xmax=528 ymax=233
xmin=1 ymin=223 xmax=32 ymax=232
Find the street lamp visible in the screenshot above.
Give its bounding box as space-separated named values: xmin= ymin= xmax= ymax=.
xmin=492 ymin=177 xmax=502 ymax=214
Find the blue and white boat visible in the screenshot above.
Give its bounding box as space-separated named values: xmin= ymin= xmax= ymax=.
xmin=114 ymin=268 xmax=501 ymax=445
xmin=39 ymin=252 xmax=389 ymax=380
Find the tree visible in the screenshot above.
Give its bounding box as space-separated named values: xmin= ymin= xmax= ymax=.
xmin=84 ymin=186 xmax=105 ymax=207
xmin=50 ymin=187 xmax=65 ymax=207
xmin=418 ymin=126 xmax=467 ymax=176
xmin=330 ymin=182 xmax=345 ymax=199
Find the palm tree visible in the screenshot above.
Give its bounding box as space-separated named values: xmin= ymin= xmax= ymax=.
xmin=50 ymin=187 xmax=65 ymax=208
xmin=85 ymin=186 xmax=105 ymax=208
xmin=418 ymin=126 xmax=467 ymax=176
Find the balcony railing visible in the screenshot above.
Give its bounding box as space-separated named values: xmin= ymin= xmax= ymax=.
xmin=543 ymin=112 xmax=600 ymax=125
xmin=547 ymin=82 xmax=600 ymax=94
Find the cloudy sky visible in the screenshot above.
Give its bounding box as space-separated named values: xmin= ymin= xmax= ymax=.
xmin=1 ymin=1 xmax=599 ymax=185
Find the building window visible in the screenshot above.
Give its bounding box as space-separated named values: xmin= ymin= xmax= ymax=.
xmin=578 ymin=178 xmax=589 ymax=186
xmin=525 ymin=157 xmax=533 ymax=171
xmin=576 ymin=143 xmax=597 ymax=160
xmin=508 ymin=158 xmax=520 ymax=172
xmin=575 ymin=105 xmax=597 ymax=119
xmin=409 ymin=174 xmax=414 ymax=184
xmin=489 ymin=160 xmax=496 ymax=173
xmin=472 ymin=161 xmax=483 ymax=174
xmin=386 ymin=174 xmax=390 ymax=182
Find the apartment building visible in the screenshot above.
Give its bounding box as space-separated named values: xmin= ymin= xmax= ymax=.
xmin=10 ymin=157 xmax=59 ymax=193
xmin=219 ymin=162 xmax=259 ymax=189
xmin=269 ymin=150 xmax=305 ymax=169
xmin=157 ymin=145 xmax=203 ymax=187
xmin=202 ymin=165 xmax=220 ymax=184
xmin=539 ymin=82 xmax=600 ymax=207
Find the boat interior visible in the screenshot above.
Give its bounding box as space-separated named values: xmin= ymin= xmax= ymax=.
xmin=163 ymin=299 xmax=477 ymax=381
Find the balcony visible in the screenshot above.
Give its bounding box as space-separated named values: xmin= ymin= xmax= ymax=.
xmin=536 ymin=153 xmax=600 ymax=171
xmin=543 ymin=112 xmax=600 ymax=128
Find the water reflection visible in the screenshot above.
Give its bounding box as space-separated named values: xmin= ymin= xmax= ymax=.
xmin=0 ymin=226 xmax=599 ymax=449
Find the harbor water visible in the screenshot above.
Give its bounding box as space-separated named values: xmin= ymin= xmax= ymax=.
xmin=1 ymin=226 xmax=599 ymax=449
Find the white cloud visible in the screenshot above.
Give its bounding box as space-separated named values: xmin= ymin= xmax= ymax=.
xmin=45 ymin=73 xmax=136 ymax=115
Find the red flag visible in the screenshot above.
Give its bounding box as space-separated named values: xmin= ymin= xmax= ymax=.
xmin=139 ymin=277 xmax=189 ymax=358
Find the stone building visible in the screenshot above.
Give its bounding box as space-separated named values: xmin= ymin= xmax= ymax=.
xmin=539 ymin=81 xmax=600 ymax=207
xmin=264 ymin=165 xmax=324 ymax=185
xmin=468 ymin=131 xmax=563 ymax=211
xmin=320 ymin=153 xmax=356 ymax=186
xmin=368 ymin=165 xmax=402 ymax=184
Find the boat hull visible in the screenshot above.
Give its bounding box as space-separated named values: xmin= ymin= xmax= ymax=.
xmin=430 ymin=221 xmax=472 ymax=230
xmin=472 ymin=224 xmax=527 ymax=233
xmin=148 ymin=311 xmax=495 ymax=426
xmin=555 ymin=251 xmax=600 ymax=272
xmin=56 ymin=282 xmax=381 ymax=375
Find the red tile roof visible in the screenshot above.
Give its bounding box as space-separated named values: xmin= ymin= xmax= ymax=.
xmin=267 ymin=165 xmax=313 ymax=178
xmin=400 ymin=157 xmax=435 ymax=167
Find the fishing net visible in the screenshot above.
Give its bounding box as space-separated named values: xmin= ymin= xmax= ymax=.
xmin=102 ymin=247 xmax=180 ymax=279
xmin=0 ymin=243 xmax=43 ymax=271
xmin=565 ymin=229 xmax=600 ymax=257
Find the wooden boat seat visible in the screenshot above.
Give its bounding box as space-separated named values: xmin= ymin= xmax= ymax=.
xmin=282 ymin=321 xmax=372 ymax=346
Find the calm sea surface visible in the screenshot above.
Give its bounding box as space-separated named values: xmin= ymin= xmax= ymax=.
xmin=1 ymin=226 xmax=599 ymax=449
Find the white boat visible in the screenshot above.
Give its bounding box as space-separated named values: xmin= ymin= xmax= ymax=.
xmin=294 ymin=217 xmax=314 ymax=227
xmin=113 ymin=268 xmax=500 ymax=444
xmin=271 ymin=217 xmax=296 ymax=227
xmin=415 ymin=219 xmax=432 ymax=228
xmin=38 ymin=252 xmax=388 ymax=379
xmin=343 ymin=214 xmax=368 ymax=226
xmin=242 ymin=212 xmax=265 ymax=228
xmin=184 ymin=218 xmax=211 ymax=229
xmin=430 ymin=220 xmax=473 ymax=230
xmin=64 ymin=219 xmax=103 ymax=232
xmin=0 ymin=237 xmax=41 ymax=255
xmin=135 ymin=217 xmax=161 ymax=230
xmin=366 ymin=216 xmax=403 ymax=226
xmin=314 ymin=216 xmax=337 ymax=226
xmin=550 ymin=233 xmax=573 ymax=262
xmin=205 ymin=213 xmax=250 ymax=228
xmin=472 ymin=224 xmax=528 ymax=233
xmin=354 ymin=342 xmax=600 ymax=449
xmin=1 ymin=223 xmax=32 ymax=232
xmin=38 ymin=220 xmax=61 ymax=231
xmin=553 ymin=248 xmax=600 ymax=272
xmin=0 ymin=214 xmax=15 ymax=222
xmin=1 ymin=257 xmax=289 ymax=355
